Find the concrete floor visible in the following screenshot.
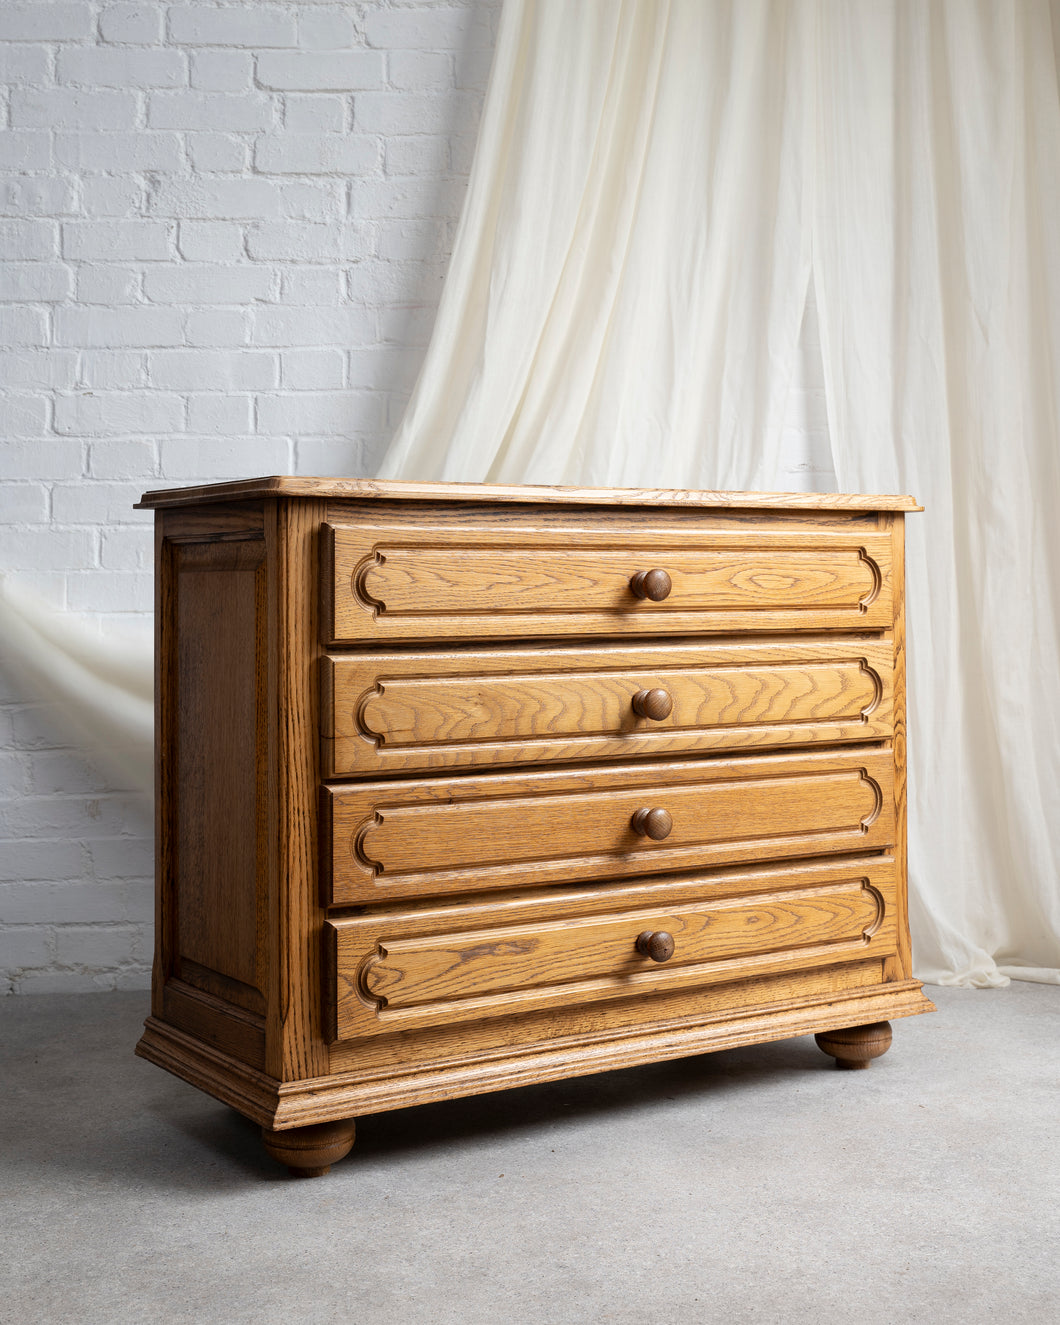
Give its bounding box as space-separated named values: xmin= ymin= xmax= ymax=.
xmin=1 ymin=985 xmax=1057 ymax=1325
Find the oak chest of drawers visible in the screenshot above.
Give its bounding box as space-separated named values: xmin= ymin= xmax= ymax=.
xmin=135 ymin=477 xmax=934 ymax=1176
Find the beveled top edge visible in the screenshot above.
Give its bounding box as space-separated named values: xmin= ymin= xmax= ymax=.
xmin=135 ymin=475 xmax=922 ymax=512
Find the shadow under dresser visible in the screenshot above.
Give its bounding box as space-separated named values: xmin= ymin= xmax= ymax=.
xmin=135 ymin=477 xmax=934 ymax=1177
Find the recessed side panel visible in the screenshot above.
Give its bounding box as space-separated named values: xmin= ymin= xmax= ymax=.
xmin=167 ymin=533 xmax=269 ymax=1026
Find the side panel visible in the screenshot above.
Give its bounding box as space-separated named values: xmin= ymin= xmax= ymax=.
xmin=154 ymin=504 xmax=268 ymax=1067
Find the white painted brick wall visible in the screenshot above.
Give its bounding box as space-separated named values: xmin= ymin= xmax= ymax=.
xmin=0 ymin=0 xmax=501 ymax=994
xmin=0 ymin=0 xmax=833 ymax=996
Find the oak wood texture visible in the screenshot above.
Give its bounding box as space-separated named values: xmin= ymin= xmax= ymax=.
xmin=326 ymin=522 xmax=895 ymax=643
xmin=150 ymin=505 xmax=270 ymax=1056
xmin=173 ymin=537 xmax=267 ymax=1014
xmin=325 ymin=858 xmax=898 ymax=1043
xmin=321 ymin=638 xmax=894 ymax=776
xmin=815 ymin=1020 xmax=894 ymax=1069
xmin=143 ymin=944 xmax=893 ymax=1126
xmin=887 ymin=512 xmax=914 ymax=986
xmin=324 ymin=748 xmax=895 ymax=905
xmin=137 ymin=474 xmax=922 ymax=512
xmin=261 ymin=1119 xmax=356 ymax=1177
xmin=135 ymin=479 xmax=933 ymax=1176
xmin=138 ymin=977 xmax=928 ymax=1131
xmin=268 ymin=498 xmax=330 ymax=1084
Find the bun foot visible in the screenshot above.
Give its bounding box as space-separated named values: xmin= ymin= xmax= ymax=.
xmin=261 ymin=1118 xmax=356 ymax=1177
xmin=815 ymin=1021 xmax=893 ymax=1070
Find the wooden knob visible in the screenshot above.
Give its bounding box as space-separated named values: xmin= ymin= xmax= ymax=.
xmin=632 ymin=687 xmax=673 ymax=721
xmin=631 ymin=807 xmax=673 ymax=840
xmin=629 ymin=569 xmax=672 ymax=601
xmin=636 ymin=930 xmax=675 ymax=962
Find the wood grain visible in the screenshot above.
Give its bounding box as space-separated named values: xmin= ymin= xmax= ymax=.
xmin=137 ymin=480 xmax=931 ymax=1173
xmin=150 ymin=507 xmax=270 ymax=1054
xmin=327 ymin=862 xmax=897 ymax=1041
xmin=137 ymin=974 xmax=932 ymax=1130
xmin=322 ymin=638 xmax=894 ymax=776
xmin=327 ymin=957 xmax=895 ymax=1078
xmin=161 ymin=978 xmax=266 ymax=1068
xmin=150 ymin=513 xmax=171 ymax=1021
xmin=319 ymin=977 xmax=930 ymax=1123
xmin=261 ymin=1118 xmax=356 ymax=1177
xmin=327 ymin=523 xmax=895 ymax=643
xmin=887 ymin=512 xmax=914 ymax=983
xmin=136 ymin=474 xmax=922 ymax=512
xmin=815 ymin=1020 xmax=894 ymax=1069
xmin=268 ymin=497 xmax=330 ymax=1083
xmin=324 ymin=748 xmax=895 ymax=905
xmin=173 ymin=537 xmax=267 ymax=1011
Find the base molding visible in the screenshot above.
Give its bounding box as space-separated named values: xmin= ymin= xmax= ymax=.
xmin=136 ymin=1019 xmax=281 ymax=1126
xmin=137 ymin=979 xmax=935 ymax=1132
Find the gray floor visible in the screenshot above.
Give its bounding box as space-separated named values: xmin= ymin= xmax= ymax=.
xmin=2 ymin=985 xmax=1058 ymax=1325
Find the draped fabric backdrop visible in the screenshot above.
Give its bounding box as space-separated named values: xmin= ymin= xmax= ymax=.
xmin=379 ymin=0 xmax=1060 ymax=986
xmin=0 ymin=577 xmax=154 ymax=797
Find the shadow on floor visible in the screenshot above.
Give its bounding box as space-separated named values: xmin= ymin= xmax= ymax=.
xmin=2 ymin=986 xmax=832 ymax=1192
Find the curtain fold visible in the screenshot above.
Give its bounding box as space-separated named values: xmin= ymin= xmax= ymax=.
xmin=379 ymin=0 xmax=814 ymax=489
xmin=814 ymin=0 xmax=1060 ymax=983
xmin=378 ymin=0 xmax=1060 ymax=986
xmin=0 ymin=578 xmax=154 ymax=795
xmin=3 ymin=2 xmax=1055 ymax=987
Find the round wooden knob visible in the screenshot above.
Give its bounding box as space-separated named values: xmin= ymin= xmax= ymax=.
xmin=636 ymin=930 xmax=675 ymax=962
xmin=629 ymin=569 xmax=672 ymax=601
xmin=631 ymin=807 xmax=673 ymax=840
xmin=632 ymin=687 xmax=673 ymax=721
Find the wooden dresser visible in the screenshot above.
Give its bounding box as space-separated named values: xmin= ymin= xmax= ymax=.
xmin=135 ymin=477 xmax=933 ymax=1176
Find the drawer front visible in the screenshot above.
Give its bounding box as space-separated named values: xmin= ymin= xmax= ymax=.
xmin=324 ymin=749 xmax=894 ymax=904
xmin=326 ymin=858 xmax=897 ymax=1041
xmin=325 ymin=523 xmax=894 ymax=643
xmin=322 ymin=640 xmax=894 ymax=777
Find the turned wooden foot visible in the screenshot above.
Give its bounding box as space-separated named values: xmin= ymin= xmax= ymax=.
xmin=815 ymin=1021 xmax=893 ymax=1070
xmin=261 ymin=1119 xmax=356 ymax=1177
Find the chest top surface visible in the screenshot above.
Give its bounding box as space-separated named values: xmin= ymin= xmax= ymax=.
xmin=136 ymin=474 xmax=921 ymax=512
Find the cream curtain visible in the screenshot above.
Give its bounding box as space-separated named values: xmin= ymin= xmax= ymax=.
xmin=379 ymin=0 xmax=815 ymax=488
xmin=814 ymin=2 xmax=1060 ymax=983
xmin=378 ymin=0 xmax=1060 ymax=986
xmin=0 ymin=578 xmax=154 ymax=795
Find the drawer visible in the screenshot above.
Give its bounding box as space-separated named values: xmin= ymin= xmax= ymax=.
xmin=325 ymin=857 xmax=897 ymax=1041
xmin=323 ymin=748 xmax=895 ymax=904
xmin=322 ymin=639 xmax=894 ymax=777
xmin=324 ymin=522 xmax=894 ymax=644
